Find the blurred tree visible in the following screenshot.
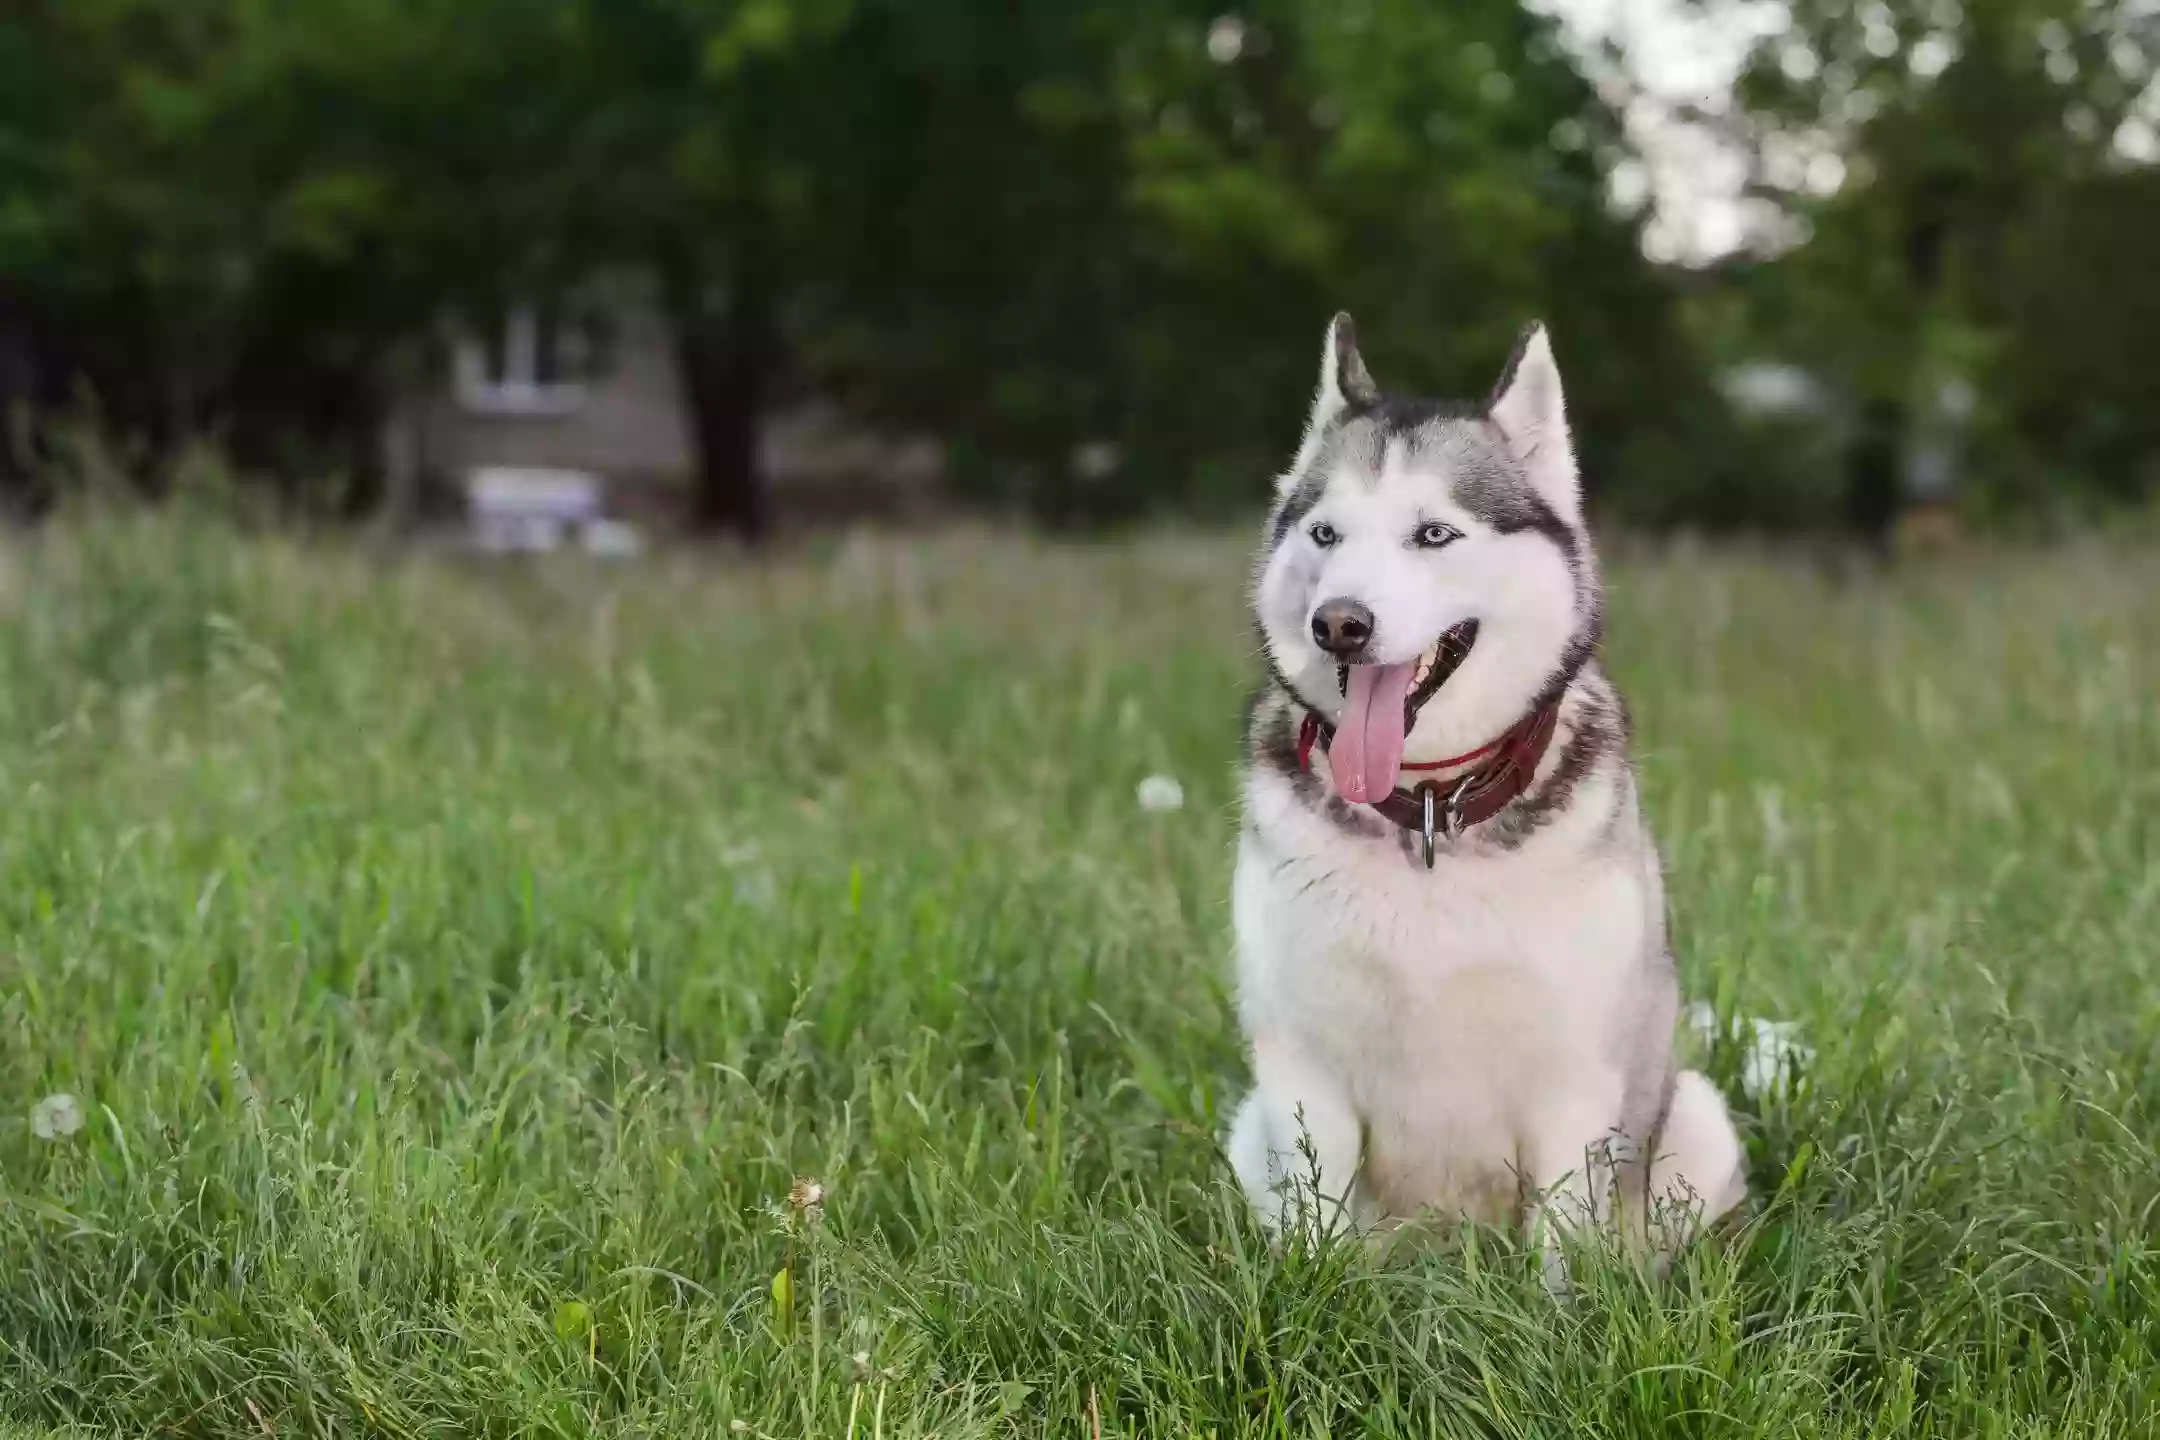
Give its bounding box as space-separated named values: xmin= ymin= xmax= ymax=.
xmin=0 ymin=0 xmax=240 ymax=491
xmin=550 ymin=0 xmax=860 ymax=539
xmin=0 ymin=0 xmax=586 ymax=507
xmin=1730 ymin=0 xmax=2160 ymax=532
xmin=886 ymin=0 xmax=1727 ymax=525
xmin=0 ymin=0 xmax=1734 ymax=534
xmin=0 ymin=13 xmax=60 ymax=508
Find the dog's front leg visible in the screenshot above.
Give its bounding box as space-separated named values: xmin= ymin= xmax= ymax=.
xmin=1522 ymin=1081 xmax=1628 ymax=1291
xmin=1227 ymin=1034 xmax=1364 ymax=1242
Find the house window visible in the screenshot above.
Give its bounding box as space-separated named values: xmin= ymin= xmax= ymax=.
xmin=455 ymin=303 xmax=600 ymax=415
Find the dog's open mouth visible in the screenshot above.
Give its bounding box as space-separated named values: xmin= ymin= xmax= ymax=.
xmin=1336 ymin=619 xmax=1479 ymax=730
xmin=1326 ymin=619 xmax=1479 ymax=806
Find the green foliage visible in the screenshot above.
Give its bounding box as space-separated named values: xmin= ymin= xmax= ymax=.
xmin=0 ymin=0 xmax=1738 ymax=527
xmin=932 ymin=0 xmax=1727 ymax=523
xmin=0 ymin=0 xmax=595 ymax=488
xmin=2 ymin=514 xmax=2159 ymax=1433
xmin=13 ymin=0 xmax=2157 ymax=528
xmin=1726 ymin=0 xmax=2160 ymax=515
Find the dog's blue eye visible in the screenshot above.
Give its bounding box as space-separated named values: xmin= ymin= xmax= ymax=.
xmin=1414 ymin=521 xmax=1460 ymax=549
xmin=1308 ymin=521 xmax=1339 ymax=548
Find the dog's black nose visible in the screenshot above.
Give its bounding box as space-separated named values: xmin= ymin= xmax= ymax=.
xmin=1311 ymin=598 xmax=1374 ymax=656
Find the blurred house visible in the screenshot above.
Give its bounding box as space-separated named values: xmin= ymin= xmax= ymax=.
xmin=379 ymin=279 xmax=945 ymax=541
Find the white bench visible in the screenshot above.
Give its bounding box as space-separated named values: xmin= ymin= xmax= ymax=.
xmin=463 ymin=467 xmax=642 ymax=556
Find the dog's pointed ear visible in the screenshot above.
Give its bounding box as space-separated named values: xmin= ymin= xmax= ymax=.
xmin=1487 ymin=323 xmax=1580 ymax=525
xmin=1317 ymin=311 xmax=1379 ymax=416
xmin=1282 ymin=312 xmax=1378 ymax=491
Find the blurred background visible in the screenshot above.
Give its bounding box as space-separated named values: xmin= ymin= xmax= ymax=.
xmin=2 ymin=0 xmax=2157 ymax=549
xmin=6 ymin=9 xmax=2160 ymax=1427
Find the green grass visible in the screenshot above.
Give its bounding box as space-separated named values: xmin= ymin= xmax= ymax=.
xmin=2 ymin=508 xmax=2157 ymax=1438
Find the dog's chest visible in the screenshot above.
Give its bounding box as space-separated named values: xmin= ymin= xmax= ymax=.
xmin=1236 ymin=825 xmax=1645 ymax=1056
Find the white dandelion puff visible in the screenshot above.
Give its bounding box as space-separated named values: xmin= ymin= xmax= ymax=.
xmin=1740 ymin=1019 xmax=1814 ymax=1100
xmin=1136 ymin=774 xmax=1185 ymax=812
xmin=1684 ymin=1005 xmax=1814 ymax=1100
xmin=31 ymin=1092 xmax=86 ymax=1141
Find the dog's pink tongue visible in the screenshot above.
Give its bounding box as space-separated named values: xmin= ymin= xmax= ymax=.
xmin=1329 ymin=663 xmax=1415 ymax=805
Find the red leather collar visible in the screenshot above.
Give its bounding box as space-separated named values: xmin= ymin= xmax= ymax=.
xmin=1297 ymin=699 xmax=1563 ymax=866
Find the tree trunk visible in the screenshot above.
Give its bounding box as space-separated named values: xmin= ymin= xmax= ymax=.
xmin=1845 ymin=396 xmax=1903 ymax=555
xmin=666 ymin=257 xmax=775 ymax=543
xmin=0 ymin=309 xmax=31 ymax=507
xmin=0 ymin=290 xmax=55 ymax=517
xmin=1844 ymin=204 xmax=1953 ymax=555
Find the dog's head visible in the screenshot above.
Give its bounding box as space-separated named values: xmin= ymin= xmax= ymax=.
xmin=1252 ymin=314 xmax=1601 ymax=805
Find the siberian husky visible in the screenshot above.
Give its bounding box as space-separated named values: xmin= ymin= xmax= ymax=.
xmin=1227 ymin=315 xmax=1746 ymax=1268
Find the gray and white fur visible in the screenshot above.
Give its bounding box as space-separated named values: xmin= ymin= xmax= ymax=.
xmin=1228 ymin=315 xmax=1746 ymax=1268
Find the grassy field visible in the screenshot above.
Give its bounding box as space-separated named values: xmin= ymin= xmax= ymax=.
xmin=1 ymin=509 xmax=2156 ymax=1437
